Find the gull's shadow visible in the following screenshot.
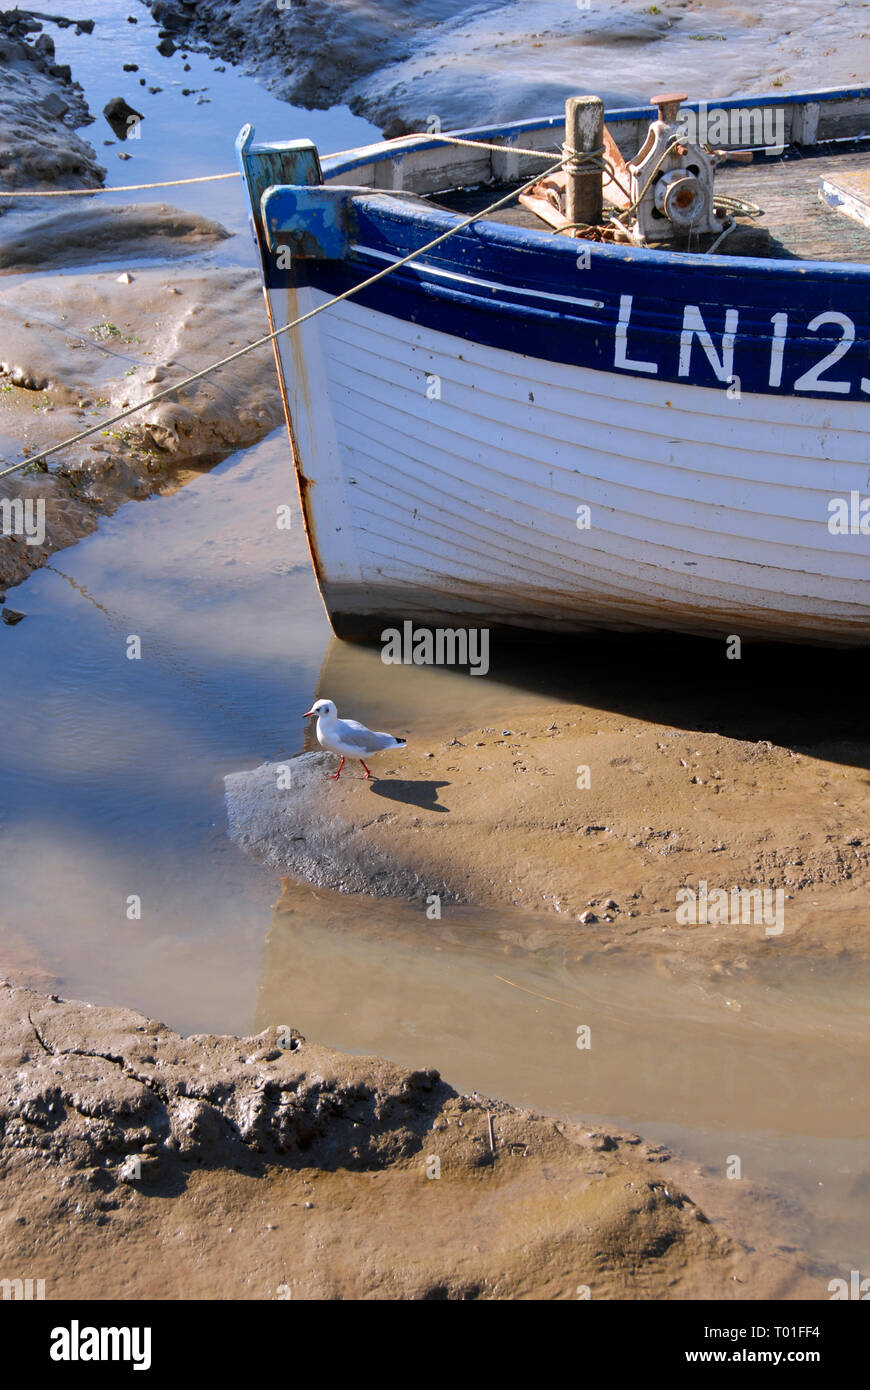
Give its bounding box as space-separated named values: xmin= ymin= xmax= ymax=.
xmin=367 ymin=779 xmax=450 ymax=812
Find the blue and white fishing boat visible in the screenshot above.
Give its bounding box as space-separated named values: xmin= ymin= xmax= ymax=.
xmin=237 ymin=86 xmax=870 ymax=644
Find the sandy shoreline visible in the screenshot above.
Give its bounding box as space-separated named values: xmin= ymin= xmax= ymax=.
xmin=226 ymin=660 xmax=870 ymax=967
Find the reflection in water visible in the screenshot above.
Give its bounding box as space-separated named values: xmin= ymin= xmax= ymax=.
xmin=0 ymin=431 xmax=328 ymax=1031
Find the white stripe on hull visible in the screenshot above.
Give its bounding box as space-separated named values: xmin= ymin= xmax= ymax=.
xmin=270 ymin=285 xmax=870 ymax=642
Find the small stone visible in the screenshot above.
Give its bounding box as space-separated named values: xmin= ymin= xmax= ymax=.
xmin=103 ymin=95 xmax=144 ymax=137
xmin=603 ymin=898 xmax=618 ymax=910
xmin=501 ymin=730 xmax=511 ymax=736
xmin=578 ymin=910 xmax=598 ymax=924
xmin=2 ymin=609 xmax=26 ymax=626
xmin=123 ymin=63 xmax=139 ymax=72
xmin=118 ymin=150 xmax=132 ymax=160
xmin=156 ymin=37 xmax=176 ymax=56
xmin=304 ymin=1201 xmax=314 ymax=1210
xmin=116 ymin=271 xmax=133 ymax=283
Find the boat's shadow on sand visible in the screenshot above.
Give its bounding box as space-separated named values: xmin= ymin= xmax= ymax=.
xmin=316 ymin=632 xmax=870 ymax=773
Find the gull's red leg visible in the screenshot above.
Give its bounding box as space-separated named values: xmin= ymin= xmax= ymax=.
xmin=329 ymin=755 xmax=345 ymax=780
xmin=360 ymin=760 xmax=372 ymax=779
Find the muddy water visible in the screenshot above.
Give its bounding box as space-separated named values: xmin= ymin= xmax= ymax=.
xmin=0 ymin=432 xmax=327 ymax=1028
xmin=262 ymin=890 xmax=870 ymax=1270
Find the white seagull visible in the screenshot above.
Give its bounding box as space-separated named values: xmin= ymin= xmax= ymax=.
xmin=303 ymin=697 xmax=407 ymax=779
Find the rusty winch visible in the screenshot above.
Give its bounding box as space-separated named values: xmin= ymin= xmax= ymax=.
xmin=520 ymin=92 xmax=747 ymax=246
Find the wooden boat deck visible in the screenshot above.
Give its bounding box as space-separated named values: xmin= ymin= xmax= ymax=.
xmin=431 ymin=143 xmax=870 ymax=263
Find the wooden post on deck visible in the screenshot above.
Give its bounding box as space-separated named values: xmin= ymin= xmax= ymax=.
xmin=565 ymin=95 xmax=604 ymax=228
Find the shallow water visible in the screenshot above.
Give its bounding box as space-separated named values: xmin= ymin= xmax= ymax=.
xmin=1 ymin=3 xmax=869 ymax=1284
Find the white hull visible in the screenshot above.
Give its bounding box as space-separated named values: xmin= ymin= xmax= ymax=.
xmin=271 ymin=284 xmax=870 ymax=644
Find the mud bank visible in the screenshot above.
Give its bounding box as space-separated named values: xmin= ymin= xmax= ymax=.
xmin=226 ymin=703 xmax=870 ymax=964
xmin=0 ymin=981 xmax=824 ymax=1298
xmin=0 ymin=206 xmax=282 ymax=592
xmin=0 ymin=10 xmax=104 ymax=191
xmin=142 ymin=0 xmax=870 ymax=134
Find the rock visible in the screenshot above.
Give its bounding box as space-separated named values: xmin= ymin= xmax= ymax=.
xmin=116 ymin=271 xmax=133 ymax=283
xmin=123 ymin=64 xmax=139 ymax=72
xmin=153 ymin=1 xmax=188 ymax=32
xmin=578 ymin=910 xmax=598 ymax=924
xmin=39 ymin=90 xmax=69 ymax=119
xmin=34 ymin=32 xmax=55 ymax=60
xmin=1 ymin=608 xmax=25 ymax=625
xmin=156 ymin=37 xmax=176 ymax=56
xmin=102 ymin=95 xmax=144 ymax=139
xmin=117 ymin=150 xmax=132 ymax=160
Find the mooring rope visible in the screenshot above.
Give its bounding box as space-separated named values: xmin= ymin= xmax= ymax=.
xmin=0 ymin=172 xmax=242 ymax=196
xmin=0 ymin=133 xmax=595 ymax=198
xmin=0 ymin=150 xmax=573 ymax=481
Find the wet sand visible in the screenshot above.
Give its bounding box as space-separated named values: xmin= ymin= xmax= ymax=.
xmin=229 ymin=636 xmax=870 ymax=964
xmin=0 ymin=981 xmax=828 ymax=1299
xmin=0 ymin=212 xmax=283 ymax=591
xmin=143 ymin=0 xmax=870 ymax=133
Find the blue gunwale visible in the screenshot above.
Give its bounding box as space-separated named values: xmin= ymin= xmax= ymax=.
xmin=321 ymin=85 xmax=870 ymax=180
